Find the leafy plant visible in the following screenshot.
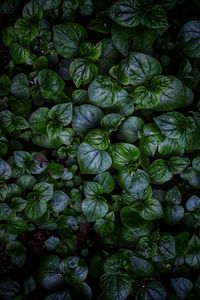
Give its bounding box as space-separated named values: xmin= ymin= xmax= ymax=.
xmin=0 ymin=0 xmax=200 ymax=299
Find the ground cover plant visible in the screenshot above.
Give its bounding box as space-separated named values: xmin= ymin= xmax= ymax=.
xmin=0 ymin=0 xmax=200 ymax=299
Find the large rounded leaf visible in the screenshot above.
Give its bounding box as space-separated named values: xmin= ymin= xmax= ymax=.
xmin=53 ymin=23 xmax=87 ymax=58
xmin=72 ymin=104 xmax=103 ymax=135
xmin=107 ymin=0 xmax=139 ymax=28
xmin=178 ymin=20 xmax=200 ymax=58
xmin=118 ymin=116 xmax=144 ymax=143
xmin=136 ymin=281 xmax=167 ymax=300
xmin=77 ymin=142 xmax=112 ymax=174
xmin=0 ymin=159 xmax=12 ymax=181
xmin=88 ymin=75 xmax=128 ymax=108
xmin=100 ymin=273 xmax=131 ymax=300
xmin=111 ymin=143 xmax=140 ymax=169
xmin=110 ymin=52 xmax=162 ymax=86
xmin=38 ymin=69 xmax=65 ymax=99
xmin=70 ymin=58 xmax=98 ymax=88
xmin=119 ymin=169 xmax=149 ymax=194
xmin=82 ymin=197 xmax=108 ymax=222
xmin=29 ymin=107 xmax=49 ymax=134
xmin=170 ymin=277 xmax=193 ymax=300
xmin=36 ymin=255 xmax=63 ymax=291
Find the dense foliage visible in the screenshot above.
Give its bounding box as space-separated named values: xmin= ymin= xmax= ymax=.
xmin=0 ymin=0 xmax=200 ymax=299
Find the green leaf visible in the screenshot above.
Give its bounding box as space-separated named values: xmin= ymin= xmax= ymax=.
xmin=15 ymin=116 xmax=29 ymax=130
xmin=29 ymin=107 xmax=49 ymax=134
xmin=94 ymin=219 xmax=115 ymax=236
xmin=168 ymin=156 xmax=190 ymax=174
xmin=11 ymin=197 xmax=27 ymax=212
xmin=84 ymin=129 xmax=109 ymax=150
xmin=0 ymin=203 xmax=12 ymax=220
xmin=36 ymin=255 xmax=63 ymax=290
xmin=7 ymin=216 xmax=28 ymax=234
xmin=80 ymin=41 xmax=102 ymax=62
xmin=103 ymin=252 xmax=131 ymax=274
xmin=153 ymin=76 xmax=183 ymax=111
xmin=137 ymin=3 xmax=168 ymax=29
xmin=111 ymin=143 xmax=140 ymax=169
xmin=107 ymin=0 xmax=139 ymax=28
xmin=154 ymin=112 xmax=193 ymax=139
xmin=100 ymin=113 xmax=124 ymax=133
xmin=180 ymin=167 xmax=200 ymax=189
xmin=136 ymin=281 xmax=167 ymax=300
xmin=175 ymin=231 xmax=191 ymax=257
xmin=130 ymin=256 xmax=154 ymax=279
xmin=13 ymin=151 xmax=32 ymax=169
xmin=45 ymin=236 xmax=60 ymax=251
xmin=165 ymin=186 xmax=182 ymax=205
xmin=140 ymin=136 xmax=158 ymax=157
xmin=0 ymin=75 xmax=11 ymax=97
xmin=10 ymin=42 xmax=30 ymax=64
xmin=111 ymin=23 xmax=164 ymax=57
xmin=59 ymin=257 xmax=88 ymax=284
xmin=16 ymin=174 xmax=36 ymax=190
xmin=51 ymin=191 xmax=70 ymax=214
xmin=25 ymin=199 xmax=47 ymax=220
xmin=0 ymin=159 xmax=12 ymax=181
xmin=2 ymin=26 xmax=17 ymax=47
xmin=186 ymin=195 xmax=200 ymax=212
xmin=0 ymin=281 xmax=20 ymax=300
xmin=118 ymin=116 xmax=144 ymax=143
xmin=98 ymin=38 xmax=121 ymax=73
xmin=185 ymin=235 xmax=200 ymax=270
xmin=88 ymin=75 xmax=128 ymax=108
xmin=140 ymin=198 xmax=164 ymax=220
xmin=33 ymin=182 xmax=53 ymax=202
xmin=46 ymin=121 xmax=63 ymax=140
xmin=149 ymin=159 xmax=172 ymax=183
xmin=94 ymin=172 xmax=115 ymax=193
xmin=100 ymin=273 xmax=131 ymax=300
xmin=119 ymin=169 xmax=149 ymax=194
xmin=72 ymin=104 xmax=103 ymax=135
xmin=77 ymin=142 xmax=112 ymax=174
xmin=152 ymin=233 xmax=176 ymax=262
xmin=10 ymin=73 xmax=30 ymax=99
xmin=38 ymin=69 xmax=65 ymax=99
xmin=32 ymin=134 xmax=62 ymax=149
xmin=110 ymin=52 xmax=162 ymax=86
xmin=14 ymin=18 xmax=38 ymax=41
xmin=82 ymin=197 xmax=108 ymax=222
xmin=53 ymin=23 xmax=87 ymax=58
xmin=22 ymin=0 xmax=43 ymax=22
xmin=134 ymin=76 xmax=183 ymax=111
xmin=158 ymin=137 xmax=184 ymax=157
xmin=164 ymin=205 xmax=184 ymax=225
xmin=193 ymin=155 xmax=200 ymax=172
xmin=70 ymin=58 xmax=98 ymax=88
xmin=178 ymin=20 xmax=200 ymax=58
xmin=134 ymin=85 xmax=160 ymax=109
xmin=170 ymin=278 xmax=193 ymax=300
xmin=49 ymin=103 xmax=73 ymax=127
xmin=84 ymin=181 xmax=103 ymax=197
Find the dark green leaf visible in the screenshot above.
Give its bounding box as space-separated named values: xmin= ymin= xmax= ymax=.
xmin=53 ymin=23 xmax=87 ymax=58
xmin=77 ymin=142 xmax=112 ymax=174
